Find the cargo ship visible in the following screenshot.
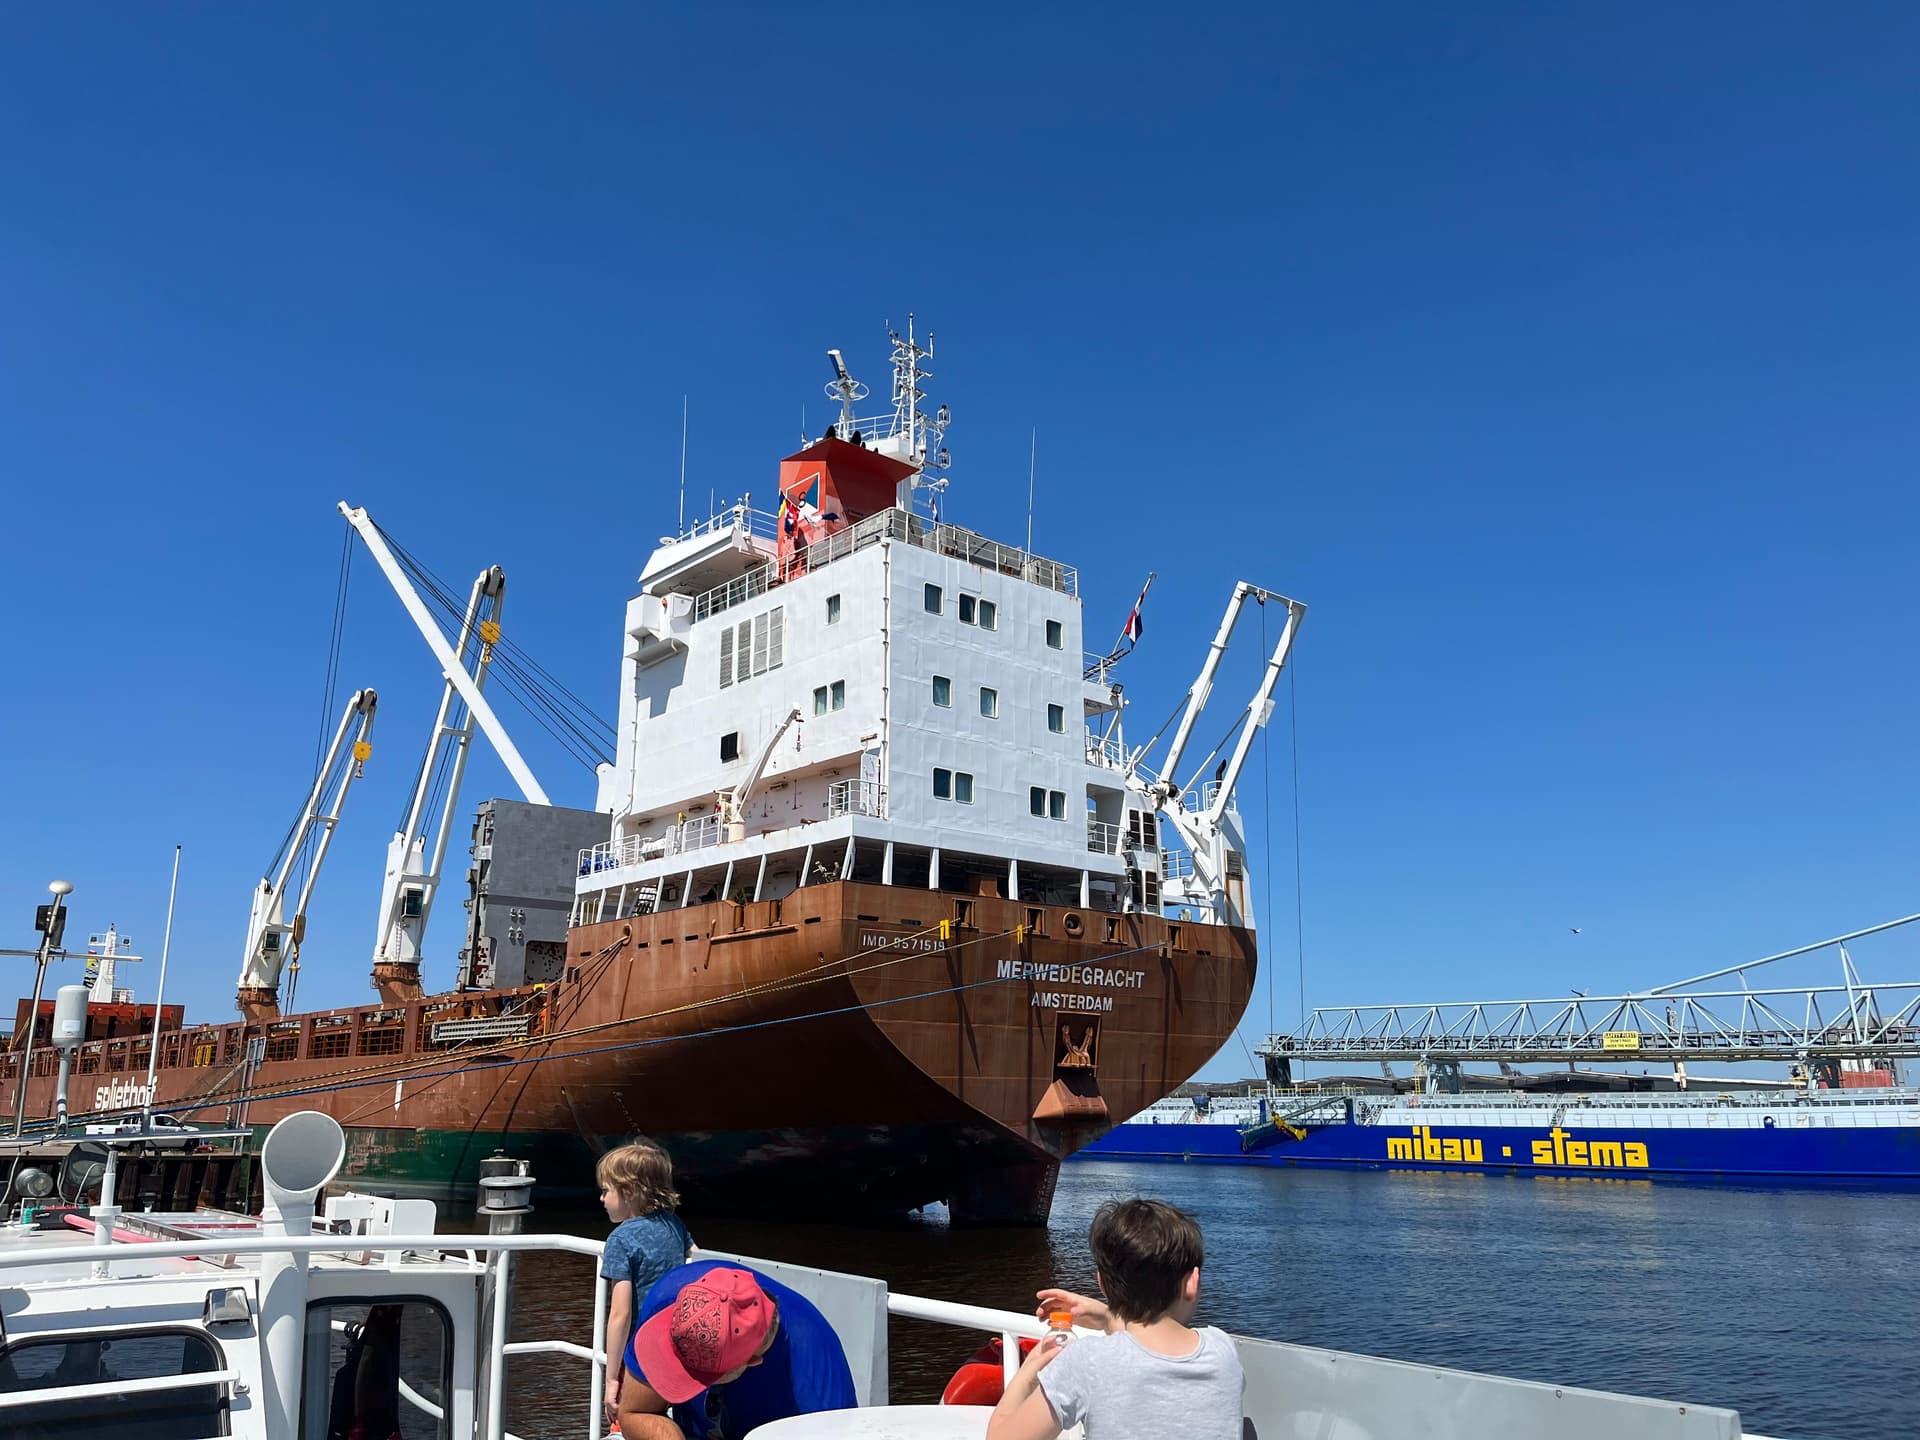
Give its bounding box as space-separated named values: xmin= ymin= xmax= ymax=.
xmin=1074 ymin=1084 xmax=1920 ymax=1183
xmin=2 ymin=324 xmax=1302 ymax=1223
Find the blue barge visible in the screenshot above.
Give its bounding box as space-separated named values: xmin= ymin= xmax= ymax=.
xmin=1071 ymin=1090 xmax=1920 ymax=1182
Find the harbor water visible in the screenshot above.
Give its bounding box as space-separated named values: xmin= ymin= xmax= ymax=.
xmin=502 ymin=1160 xmax=1919 ymax=1440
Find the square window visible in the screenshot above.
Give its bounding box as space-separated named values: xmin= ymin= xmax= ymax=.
xmin=924 ymin=583 xmax=943 ymax=614
xmin=1045 ymin=618 xmax=1063 ymax=649
xmin=720 ymin=732 xmax=740 ymax=762
xmin=813 ymin=687 xmax=829 ymax=717
xmin=955 ymin=771 xmax=974 ymax=804
xmin=958 ymin=594 xmax=976 ymax=624
xmin=978 ymin=599 xmax=997 ymax=631
xmin=1030 ymin=786 xmax=1047 ymax=817
xmin=826 ymin=594 xmax=841 ymax=624
xmin=933 ymin=768 xmax=952 ymax=800
xmin=1049 ymin=790 xmax=1066 ymax=821
xmin=830 ymin=680 xmax=846 ymax=711
xmin=1047 ymin=703 xmax=1064 ymax=734
xmin=933 ymin=675 xmax=952 ymax=707
xmin=980 ymin=687 xmax=998 ymax=718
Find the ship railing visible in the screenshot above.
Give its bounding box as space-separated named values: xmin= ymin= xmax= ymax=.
xmin=1087 ymin=818 xmax=1124 ymax=855
xmin=827 ymin=777 xmax=887 ymax=819
xmin=1085 ymin=733 xmax=1127 ymax=770
xmin=1162 ymin=849 xmax=1196 ymax=880
xmin=687 ymin=506 xmax=1080 ymax=625
xmin=667 ymin=496 xmax=778 ymax=548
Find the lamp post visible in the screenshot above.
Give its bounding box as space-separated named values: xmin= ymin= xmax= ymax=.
xmin=12 ymin=879 xmax=74 ymax=1138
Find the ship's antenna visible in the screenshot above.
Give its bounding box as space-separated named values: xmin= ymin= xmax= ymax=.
xmin=825 ymin=348 xmax=867 ymax=440
xmin=1026 ymin=428 xmax=1037 ymax=556
xmin=678 ymin=395 xmax=688 ymax=535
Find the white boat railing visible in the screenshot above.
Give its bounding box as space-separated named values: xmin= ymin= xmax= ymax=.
xmin=1087 ymin=819 xmax=1123 ymax=854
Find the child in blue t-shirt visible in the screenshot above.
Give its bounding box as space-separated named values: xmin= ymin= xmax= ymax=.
xmin=598 ymin=1140 xmax=694 ymax=1420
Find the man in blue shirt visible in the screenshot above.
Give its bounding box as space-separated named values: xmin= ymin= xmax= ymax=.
xmin=617 ymin=1260 xmax=857 ymax=1438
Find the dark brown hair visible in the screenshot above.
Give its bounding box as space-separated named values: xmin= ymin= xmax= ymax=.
xmin=1088 ymin=1197 xmax=1205 ymax=1323
xmin=595 ymin=1139 xmax=681 ymax=1215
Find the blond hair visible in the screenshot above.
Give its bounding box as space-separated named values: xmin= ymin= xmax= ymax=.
xmin=595 ymin=1139 xmax=680 ymax=1215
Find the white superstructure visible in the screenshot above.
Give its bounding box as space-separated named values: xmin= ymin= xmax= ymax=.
xmin=575 ymin=326 xmax=1301 ymax=928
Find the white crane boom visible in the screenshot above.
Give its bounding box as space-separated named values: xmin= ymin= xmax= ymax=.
xmin=1204 ymin=595 xmax=1305 ymax=827
xmin=236 ymin=687 xmax=378 ymax=1012
xmin=369 ymin=565 xmax=505 ymax=989
xmin=1129 ymin=581 xmax=1305 ymax=927
xmin=338 ymin=502 xmax=551 ymax=806
xmin=719 ymin=709 xmax=804 ymax=841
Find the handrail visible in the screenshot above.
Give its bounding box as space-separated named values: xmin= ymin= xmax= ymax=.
xmin=0 ymin=1368 xmax=240 ymax=1409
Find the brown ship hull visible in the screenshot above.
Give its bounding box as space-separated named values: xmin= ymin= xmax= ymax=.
xmin=1 ymin=882 xmax=1253 ymax=1223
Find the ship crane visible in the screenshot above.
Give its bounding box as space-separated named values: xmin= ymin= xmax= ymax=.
xmin=718 ymin=708 xmax=803 ymax=843
xmin=235 ymin=687 xmax=378 ymax=1019
xmin=339 ymin=501 xmax=552 ymax=1003
xmin=1128 ymin=581 xmax=1306 ymax=927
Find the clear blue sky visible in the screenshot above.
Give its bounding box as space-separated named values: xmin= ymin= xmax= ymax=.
xmin=3 ymin=5 xmax=1916 ymax=1081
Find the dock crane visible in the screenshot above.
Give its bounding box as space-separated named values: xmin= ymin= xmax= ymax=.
xmin=1127 ymin=581 xmax=1306 ymax=927
xmin=338 ymin=502 xmax=550 ymax=1003
xmin=235 ymin=688 xmax=378 ymax=1020
xmin=718 ymin=708 xmax=804 ymax=842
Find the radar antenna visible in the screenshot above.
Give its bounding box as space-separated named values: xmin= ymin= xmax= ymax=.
xmin=824 ymin=349 xmax=868 ymax=440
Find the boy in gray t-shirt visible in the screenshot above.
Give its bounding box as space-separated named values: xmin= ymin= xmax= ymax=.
xmin=987 ymin=1197 xmax=1246 ymax=1440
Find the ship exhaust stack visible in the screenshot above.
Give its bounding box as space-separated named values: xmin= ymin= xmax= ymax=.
xmin=257 ymin=1110 xmax=347 ymax=1440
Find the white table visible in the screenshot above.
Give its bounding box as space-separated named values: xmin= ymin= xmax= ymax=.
xmin=746 ymin=1405 xmax=992 ymax=1438
xmin=747 ymin=1406 xmax=1084 ymax=1438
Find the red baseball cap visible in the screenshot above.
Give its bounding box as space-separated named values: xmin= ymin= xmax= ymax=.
xmin=632 ymin=1268 xmax=776 ymax=1404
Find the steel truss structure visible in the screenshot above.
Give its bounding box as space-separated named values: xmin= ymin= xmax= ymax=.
xmin=1263 ymin=913 xmax=1920 ymax=1067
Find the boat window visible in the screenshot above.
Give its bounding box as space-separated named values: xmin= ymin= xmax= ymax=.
xmin=720 ymin=732 xmax=740 ymax=762
xmin=978 ymin=599 xmax=997 ymax=631
xmin=830 ymin=680 xmax=846 ymax=711
xmin=932 ymin=675 xmax=951 ymax=707
xmin=0 ymin=1327 xmax=228 ymax=1439
xmin=1047 ymin=703 xmax=1064 ymax=734
xmin=1030 ymin=786 xmax=1047 ymax=817
xmin=1045 ymin=618 xmax=1064 ymax=649
xmin=1048 ymin=790 xmax=1066 ymax=821
xmin=958 ymin=594 xmax=977 ymax=624
xmin=979 ymin=687 xmax=998 ymax=718
xmin=813 ymin=686 xmax=829 ymax=717
xmin=933 ymin=768 xmax=952 ymax=800
xmin=955 ymin=771 xmax=974 ymax=804
xmin=826 ymin=593 xmax=841 ymax=624
xmin=302 ymin=1300 xmax=452 ymax=1440
xmin=924 ymin=583 xmax=943 ymax=614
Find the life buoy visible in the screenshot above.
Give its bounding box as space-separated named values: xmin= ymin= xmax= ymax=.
xmin=940 ymin=1336 xmax=1038 ymax=1406
xmin=1063 ymin=913 xmax=1084 ymax=938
